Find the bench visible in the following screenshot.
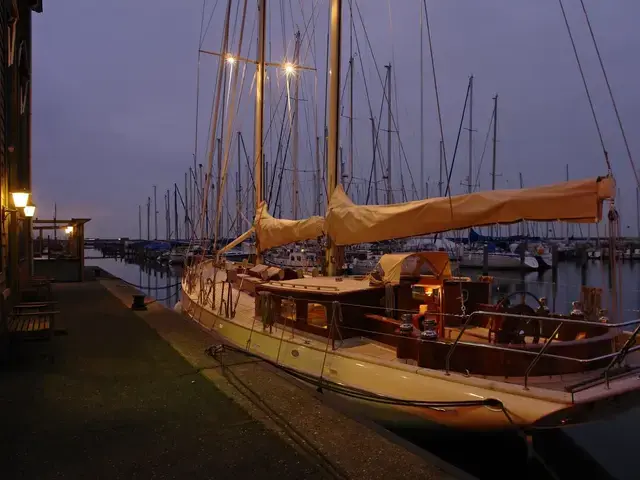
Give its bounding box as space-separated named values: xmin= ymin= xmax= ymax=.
xmin=1 ymin=289 xmax=59 ymax=362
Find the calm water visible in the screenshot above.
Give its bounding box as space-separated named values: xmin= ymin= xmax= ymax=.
xmin=84 ymin=249 xmax=182 ymax=308
xmin=85 ymin=250 xmax=639 ymax=479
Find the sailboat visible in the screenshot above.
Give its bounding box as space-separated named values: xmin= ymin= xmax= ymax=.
xmin=182 ymin=1 xmax=640 ymax=431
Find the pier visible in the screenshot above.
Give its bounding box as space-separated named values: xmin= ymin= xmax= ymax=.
xmin=0 ymin=269 xmax=461 ymax=480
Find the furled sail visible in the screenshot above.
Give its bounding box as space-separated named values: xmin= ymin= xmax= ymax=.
xmin=325 ymin=177 xmax=615 ymax=246
xmin=254 ymin=201 xmax=324 ymax=251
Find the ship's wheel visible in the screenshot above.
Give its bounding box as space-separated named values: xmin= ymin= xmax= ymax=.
xmin=495 ymin=291 xmax=543 ymax=345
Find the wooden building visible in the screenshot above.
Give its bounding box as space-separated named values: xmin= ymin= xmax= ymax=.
xmin=0 ymin=1 xmax=43 ymax=296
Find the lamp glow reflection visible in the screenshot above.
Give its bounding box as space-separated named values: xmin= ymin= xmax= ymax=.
xmin=11 ymin=191 xmax=29 ymax=208
xmin=283 ymin=63 xmax=296 ymax=76
xmin=23 ymin=205 xmax=35 ymax=218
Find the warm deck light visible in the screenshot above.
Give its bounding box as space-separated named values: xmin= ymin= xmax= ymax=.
xmin=226 ymin=56 xmax=236 ymax=65
xmin=23 ymin=205 xmax=35 ymax=217
xmin=283 ymin=63 xmax=296 ymax=76
xmin=65 ymin=226 xmax=74 ymax=234
xmin=11 ymin=190 xmax=29 ymax=208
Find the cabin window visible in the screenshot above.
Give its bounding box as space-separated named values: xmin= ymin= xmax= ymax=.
xmin=290 ymin=255 xmax=295 ymax=261
xmin=307 ymin=303 xmax=328 ymax=329
xmin=281 ymin=298 xmax=297 ymax=322
xmin=296 ymin=256 xmax=301 ymax=261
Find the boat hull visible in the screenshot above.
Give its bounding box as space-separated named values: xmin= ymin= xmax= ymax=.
xmin=181 ymin=287 xmax=572 ymax=431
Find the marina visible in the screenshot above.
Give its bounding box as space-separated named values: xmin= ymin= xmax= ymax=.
xmin=2 ymin=1 xmax=639 ymax=479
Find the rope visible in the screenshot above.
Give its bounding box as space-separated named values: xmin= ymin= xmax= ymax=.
xmin=578 ymin=0 xmax=638 ymax=188
xmin=557 ymin=0 xmax=611 ymax=173
xmin=422 ymin=0 xmax=449 ymax=184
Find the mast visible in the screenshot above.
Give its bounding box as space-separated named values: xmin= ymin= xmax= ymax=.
xmin=237 ymin=132 xmax=243 ymax=236
xmin=348 ymin=0 xmax=354 ymax=190
xmin=420 ymin=0 xmax=424 ymax=198
xmin=566 ymin=164 xmax=570 ymax=241
xmin=490 ymin=94 xmax=498 ymax=237
xmin=438 ymin=140 xmax=443 ymax=197
xmin=254 ymin=0 xmax=266 ymax=261
xmin=216 ymin=138 xmax=222 ymax=240
xmin=637 ymin=185 xmax=639 ymax=239
xmin=370 ymin=117 xmax=379 ymax=204
xmin=174 ymin=184 xmax=178 ymax=240
xmin=292 ymin=30 xmax=301 ymax=219
xmin=326 ymin=0 xmax=343 ymax=276
xmin=146 ymin=196 xmax=151 ymax=240
xmin=138 ymin=205 xmax=142 ymax=240
xmin=184 ymin=172 xmax=188 ymax=238
xmin=153 ymin=184 xmax=158 ymax=240
xmin=467 ymin=75 xmax=474 ymax=193
xmin=385 ymin=64 xmax=393 ymax=205
xmin=315 ymin=135 xmax=321 ymax=215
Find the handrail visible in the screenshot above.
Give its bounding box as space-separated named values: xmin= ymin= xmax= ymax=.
xmin=444 ymin=312 xmax=478 ymax=375
xmin=524 ymin=322 xmax=564 ymax=390
xmin=604 ymin=321 xmax=640 ymax=388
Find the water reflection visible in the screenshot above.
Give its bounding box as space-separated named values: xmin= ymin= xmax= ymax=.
xmin=84 ymin=249 xmax=182 ymax=307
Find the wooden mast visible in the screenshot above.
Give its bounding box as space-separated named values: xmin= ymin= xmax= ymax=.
xmin=254 ymin=0 xmax=266 ymax=263
xmin=326 ymin=0 xmax=343 ymax=276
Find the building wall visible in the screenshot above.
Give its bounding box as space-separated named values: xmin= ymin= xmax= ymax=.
xmin=0 ymin=0 xmax=39 ymax=295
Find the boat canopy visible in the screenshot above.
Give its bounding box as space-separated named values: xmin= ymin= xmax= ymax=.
xmin=254 ymin=201 xmax=324 ymax=251
xmin=325 ymin=177 xmax=615 ymax=246
xmin=372 ymin=252 xmax=453 ymax=284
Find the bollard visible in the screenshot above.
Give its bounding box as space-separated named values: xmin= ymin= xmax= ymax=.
xmin=131 ymin=294 xmax=147 ymax=311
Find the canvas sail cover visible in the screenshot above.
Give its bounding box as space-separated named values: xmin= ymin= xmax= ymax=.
xmin=254 ymin=201 xmax=324 ymax=251
xmin=325 ymin=177 xmax=615 ymax=246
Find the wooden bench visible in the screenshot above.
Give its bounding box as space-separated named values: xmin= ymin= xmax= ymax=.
xmin=1 ymin=289 xmax=59 ymax=362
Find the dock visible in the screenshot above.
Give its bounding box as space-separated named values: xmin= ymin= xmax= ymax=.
xmin=0 ymin=272 xmax=465 ymax=480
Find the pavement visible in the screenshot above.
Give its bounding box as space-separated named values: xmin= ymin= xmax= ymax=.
xmin=0 ymin=277 xmax=464 ymax=479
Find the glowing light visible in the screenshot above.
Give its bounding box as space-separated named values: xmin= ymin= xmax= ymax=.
xmin=226 ymin=56 xmax=236 ymax=65
xmin=283 ymin=63 xmax=296 ymax=76
xmin=65 ymin=226 xmax=74 ymax=234
xmin=23 ymin=205 xmax=36 ymax=217
xmin=11 ymin=191 xmax=29 ymax=208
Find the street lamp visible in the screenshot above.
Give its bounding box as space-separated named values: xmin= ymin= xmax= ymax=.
xmin=11 ymin=189 xmax=30 ymax=208
xmin=23 ymin=204 xmax=35 ymax=218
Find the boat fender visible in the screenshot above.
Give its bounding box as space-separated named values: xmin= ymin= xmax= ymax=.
xmin=174 ymin=301 xmax=183 ymax=314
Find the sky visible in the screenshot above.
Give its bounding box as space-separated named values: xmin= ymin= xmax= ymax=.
xmin=31 ymin=0 xmax=640 ymax=238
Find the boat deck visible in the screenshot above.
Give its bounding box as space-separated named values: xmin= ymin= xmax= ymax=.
xmin=187 ymin=273 xmax=640 ymax=401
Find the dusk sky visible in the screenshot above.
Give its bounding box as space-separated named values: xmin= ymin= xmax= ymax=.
xmin=31 ymin=1 xmax=639 ymax=238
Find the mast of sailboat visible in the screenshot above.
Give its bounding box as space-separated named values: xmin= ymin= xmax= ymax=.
xmin=636 ymin=185 xmax=639 ymax=239
xmin=385 ymin=64 xmax=393 ymax=205
xmin=420 ymin=0 xmax=424 ymax=198
xmin=138 ymin=205 xmax=142 ymax=240
xmin=490 ymin=94 xmax=498 ymax=237
xmin=326 ymin=0 xmax=343 ymax=276
xmin=253 ymin=0 xmax=266 ymax=262
xmin=370 ymin=117 xmax=379 ymax=204
xmin=348 ymin=0 xmax=354 ymax=191
xmin=292 ymin=30 xmax=301 ymax=220
xmin=438 ymin=140 xmax=443 ymax=197
xmin=467 ymin=75 xmax=474 ymax=194
xmin=174 ymin=184 xmax=179 ymax=240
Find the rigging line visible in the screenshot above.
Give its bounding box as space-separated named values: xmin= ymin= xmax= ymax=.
xmin=200 ymin=0 xmax=222 ymax=48
xmin=365 ymin=75 xmax=389 ymax=205
xmin=445 ymin=80 xmax=472 ymax=197
xmin=579 ymin=0 xmax=637 ymax=187
xmin=422 ymin=0 xmax=449 ymax=184
xmin=473 ymin=107 xmax=496 ymax=191
xmin=353 ymin=1 xmax=418 ymax=200
xmin=557 ymin=0 xmax=610 ymax=173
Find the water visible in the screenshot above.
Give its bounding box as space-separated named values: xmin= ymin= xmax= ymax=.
xmin=84 ymin=249 xmax=183 ymax=308
xmin=85 ymin=251 xmax=638 ymax=478
xmin=462 ymin=260 xmax=640 ymax=323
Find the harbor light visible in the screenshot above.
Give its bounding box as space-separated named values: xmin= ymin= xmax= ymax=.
xmin=283 ymin=62 xmax=296 ymax=76
xmin=23 ymin=205 xmax=35 ymax=217
xmin=11 ymin=190 xmax=29 ymax=208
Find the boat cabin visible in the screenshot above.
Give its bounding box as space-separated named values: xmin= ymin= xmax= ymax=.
xmin=247 ymin=251 xmax=617 ymax=381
